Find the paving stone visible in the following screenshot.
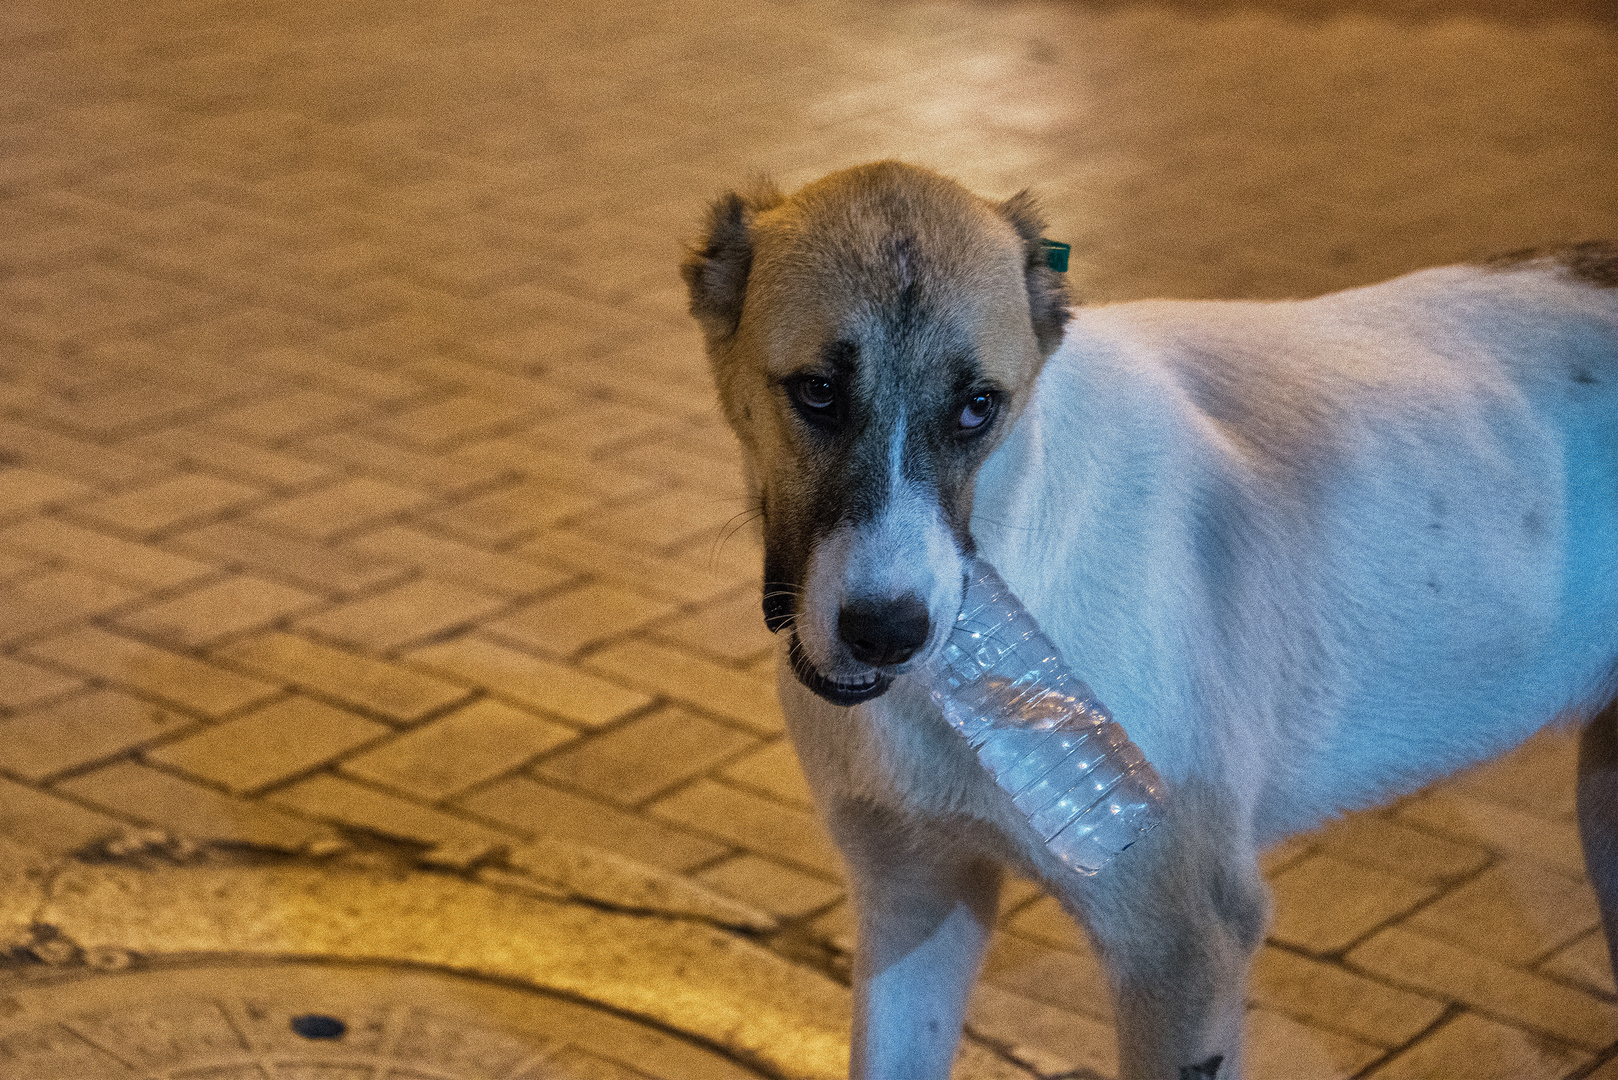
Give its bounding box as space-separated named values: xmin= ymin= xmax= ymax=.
xmin=1003 ymin=895 xmax=1087 ymax=953
xmin=26 ymin=627 xmax=281 ymax=718
xmin=22 ymin=380 xmax=225 ymax=439
xmin=1403 ymin=859 xmax=1602 ymax=967
xmin=1347 ymin=926 xmax=1618 ymax=1049
xmin=422 ymin=479 xmax=608 ymax=546
xmin=147 ymin=695 xmax=391 ymax=795
xmin=1399 ymin=790 xmax=1589 ymax=878
xmin=650 ymin=779 xmax=843 ymax=878
xmin=451 ymin=437 xmax=655 ymax=501
xmin=59 ymin=761 xmax=333 ymax=851
xmin=996 ymin=876 xmax=1051 ymax=922
xmin=584 ymin=639 xmax=783 ymax=733
xmin=215 ymin=631 xmax=472 ymax=724
xmin=246 ymin=476 xmax=428 ymax=542
xmin=0 ymin=516 xmax=215 ymax=590
xmin=1361 ymin=1010 xmax=1588 ymax=1080
xmin=486 ymin=581 xmax=681 ymax=658
xmin=0 ymin=654 xmax=83 ymax=711
xmin=166 ymin=521 xmax=412 ymax=596
xmin=342 ymin=697 xmax=577 ymax=801
xmin=114 ymin=573 xmax=325 ymax=647
xmin=268 ymin=773 xmax=513 ymax=849
xmin=694 ymin=854 xmax=843 ymax=920
xmin=369 ymin=393 xmax=543 ymax=450
xmin=243 ymin=345 xmax=425 ymax=403
xmin=1249 ymin=945 xmax=1448 ymax=1048
xmin=405 ymin=635 xmax=652 ymax=729
xmin=981 ymin=930 xmax=1114 ymax=1023
xmin=720 ymin=739 xmax=815 ymax=810
xmin=0 ymin=466 xmax=94 ymax=517
xmin=1 ymin=263 xmax=214 ymax=344
xmin=650 ymin=588 xmax=777 ymax=665
xmin=1307 ymin=809 xmax=1492 ymax=886
xmin=666 ymin=525 xmax=765 ymax=589
xmin=603 ymin=440 xmax=747 ymax=502
xmin=0 ymin=419 xmax=167 ymax=486
xmin=533 ymin=705 xmax=758 ymax=806
xmin=0 ymin=569 xmax=134 ymax=645
xmin=296 ymin=577 xmax=510 ymax=651
xmin=1244 ymin=1007 xmax=1386 ymax=1080
xmin=398 ymin=356 xmax=559 ymax=405
xmin=561 ymin=489 xmax=739 ymax=556
xmin=965 ymin=980 xmax=1119 ymax=1080
xmin=1540 ymin=929 xmax=1618 ymax=998
xmin=1443 ymin=728 xmax=1581 ymax=823
xmin=121 ymin=424 xmax=334 ymax=491
xmin=0 ymin=549 xmax=41 ymax=584
xmin=458 ymin=776 xmax=727 ymax=873
xmin=1268 ymin=853 xmax=1440 ymax=954
xmin=69 ymin=472 xmax=264 ymax=537
xmin=0 ymin=688 xmax=195 ymax=781
xmin=290 ymin=429 xmax=512 ymax=491
xmin=519 ymin=531 xmax=742 ymax=606
xmin=343 ymin=524 xmax=577 ymax=596
xmin=207 ymin=388 xmax=375 ymax=443
xmin=0 ymin=775 xmax=125 ymax=854
xmin=1258 ymin=831 xmax=1317 ymax=877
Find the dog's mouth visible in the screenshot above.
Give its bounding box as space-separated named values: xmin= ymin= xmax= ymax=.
xmin=786 ymin=628 xmax=893 ymax=706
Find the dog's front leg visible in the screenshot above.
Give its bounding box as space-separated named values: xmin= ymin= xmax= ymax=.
xmin=1071 ymin=790 xmax=1268 ymax=1080
xmin=828 ymin=799 xmax=1003 ymax=1080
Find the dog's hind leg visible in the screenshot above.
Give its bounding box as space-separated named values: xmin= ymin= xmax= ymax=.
xmin=1071 ymin=789 xmax=1269 ymax=1080
xmin=1577 ymin=697 xmax=1618 ymax=986
xmin=827 ymin=799 xmax=1003 ymax=1080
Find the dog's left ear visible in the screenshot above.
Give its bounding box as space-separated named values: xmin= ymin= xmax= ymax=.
xmin=996 ymin=190 xmax=1072 ymax=356
xmin=683 ymin=181 xmax=783 ymax=342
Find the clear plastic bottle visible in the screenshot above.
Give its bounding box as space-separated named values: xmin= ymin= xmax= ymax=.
xmin=919 ymin=557 xmax=1167 ymax=875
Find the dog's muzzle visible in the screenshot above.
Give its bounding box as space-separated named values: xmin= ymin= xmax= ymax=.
xmin=786 ymin=629 xmax=893 ymax=706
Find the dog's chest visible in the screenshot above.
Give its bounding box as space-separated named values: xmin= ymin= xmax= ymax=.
xmin=847 ymin=680 xmax=1030 ymax=828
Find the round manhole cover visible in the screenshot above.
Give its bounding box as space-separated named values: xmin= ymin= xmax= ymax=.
xmin=0 ymin=960 xmax=767 ymax=1079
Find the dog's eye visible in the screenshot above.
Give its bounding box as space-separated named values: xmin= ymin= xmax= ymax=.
xmin=790 ymin=376 xmax=836 ymax=412
xmin=958 ymin=392 xmax=997 ymax=431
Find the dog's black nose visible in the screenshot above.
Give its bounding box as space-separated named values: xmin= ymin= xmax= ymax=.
xmin=838 ymin=596 xmax=930 ymax=667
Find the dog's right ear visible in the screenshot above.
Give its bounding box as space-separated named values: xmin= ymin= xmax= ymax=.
xmin=996 ymin=190 xmax=1071 ymax=357
xmin=683 ymin=182 xmax=782 ymax=341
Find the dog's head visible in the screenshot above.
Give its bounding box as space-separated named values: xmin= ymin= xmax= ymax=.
xmin=684 ymin=161 xmax=1070 ymax=705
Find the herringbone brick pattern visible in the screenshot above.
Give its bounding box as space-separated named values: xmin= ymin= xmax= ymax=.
xmin=0 ymin=0 xmax=1615 ymax=1076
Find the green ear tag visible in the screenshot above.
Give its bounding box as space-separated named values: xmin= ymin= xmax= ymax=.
xmin=1040 ymin=239 xmax=1071 ymax=273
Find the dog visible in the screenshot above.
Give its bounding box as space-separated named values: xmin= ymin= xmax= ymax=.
xmin=682 ymin=160 xmax=1618 ymax=1079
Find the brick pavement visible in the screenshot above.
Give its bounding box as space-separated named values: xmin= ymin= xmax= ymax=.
xmin=0 ymin=0 xmax=1615 ymax=1076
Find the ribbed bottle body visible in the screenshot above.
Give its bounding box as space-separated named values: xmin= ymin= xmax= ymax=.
xmin=920 ymin=558 xmax=1166 ymax=875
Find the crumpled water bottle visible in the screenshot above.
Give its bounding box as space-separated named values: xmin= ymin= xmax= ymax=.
xmin=918 ymin=558 xmax=1167 ymax=875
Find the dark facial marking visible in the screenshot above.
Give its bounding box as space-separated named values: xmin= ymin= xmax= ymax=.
xmin=763 ymin=548 xmax=795 ymax=632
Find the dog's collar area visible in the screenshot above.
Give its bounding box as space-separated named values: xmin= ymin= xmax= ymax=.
xmin=787 ymin=629 xmax=893 ymax=706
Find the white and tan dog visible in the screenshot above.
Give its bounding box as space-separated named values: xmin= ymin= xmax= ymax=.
xmin=683 ymin=161 xmax=1618 ymax=1080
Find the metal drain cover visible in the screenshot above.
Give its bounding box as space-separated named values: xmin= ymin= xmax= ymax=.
xmin=0 ymin=960 xmax=765 ymax=1079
